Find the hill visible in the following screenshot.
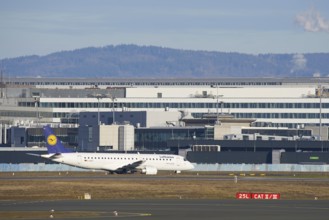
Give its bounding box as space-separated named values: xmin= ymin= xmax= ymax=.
xmin=1 ymin=45 xmax=328 ymax=78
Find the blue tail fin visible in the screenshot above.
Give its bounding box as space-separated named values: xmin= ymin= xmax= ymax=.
xmin=43 ymin=125 xmax=71 ymax=154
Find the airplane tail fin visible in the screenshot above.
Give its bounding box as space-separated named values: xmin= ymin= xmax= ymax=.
xmin=43 ymin=125 xmax=71 ymax=154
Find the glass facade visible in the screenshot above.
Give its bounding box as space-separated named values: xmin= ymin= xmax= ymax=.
xmin=18 ymin=101 xmax=328 ymax=109
xmin=16 ymin=99 xmax=329 ymax=128
xmin=26 ymin=127 xmax=78 ymax=148
xmin=135 ymin=127 xmax=207 ymax=150
xmin=8 ymin=79 xmax=282 ymax=87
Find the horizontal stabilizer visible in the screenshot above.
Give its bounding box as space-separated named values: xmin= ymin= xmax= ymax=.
xmin=39 ymin=153 xmax=62 ymax=159
xmin=49 ymin=153 xmax=62 ymax=159
xmin=26 ymin=153 xmax=42 ymax=157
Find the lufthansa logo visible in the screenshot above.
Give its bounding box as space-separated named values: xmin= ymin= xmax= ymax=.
xmin=47 ymin=134 xmax=57 ymax=146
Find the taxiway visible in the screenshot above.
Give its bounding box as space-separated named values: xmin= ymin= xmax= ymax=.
xmin=1 ymin=199 xmax=329 ymax=220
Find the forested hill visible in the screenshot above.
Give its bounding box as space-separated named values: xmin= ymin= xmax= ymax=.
xmin=1 ymin=45 xmax=328 ymax=78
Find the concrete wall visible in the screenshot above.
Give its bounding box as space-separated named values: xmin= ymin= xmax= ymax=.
xmin=99 ymin=124 xmax=119 ymax=150
xmin=187 ymin=151 xmax=272 ymax=164
xmin=281 ymin=152 xmax=329 ymax=164
xmin=0 ymin=163 xmax=85 ymax=172
xmin=9 ymin=127 xmax=26 ymax=147
xmin=214 ymin=123 xmax=249 ymax=140
xmin=118 ymin=125 xmax=134 ymax=151
xmin=193 ymin=164 xmax=329 ymax=172
xmin=125 ymin=87 xmax=315 ymax=98
xmin=146 ymin=111 xmax=181 ymax=127
xmin=1 ymin=163 xmax=329 ymax=172
xmin=187 ymin=151 xmax=329 ymax=164
xmin=305 ymin=126 xmax=328 ymax=141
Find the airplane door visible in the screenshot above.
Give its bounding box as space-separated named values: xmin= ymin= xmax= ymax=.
xmin=175 ymin=157 xmax=181 ymax=168
xmin=77 ymin=155 xmax=83 ymax=165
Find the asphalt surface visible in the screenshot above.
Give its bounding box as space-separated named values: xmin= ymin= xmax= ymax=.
xmin=2 ymin=173 xmax=329 ymax=182
xmin=1 ymin=199 xmax=329 ymax=220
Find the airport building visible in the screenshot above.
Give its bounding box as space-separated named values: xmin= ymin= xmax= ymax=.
xmin=1 ymin=77 xmax=328 ymax=130
xmin=1 ymin=77 xmax=329 ymax=165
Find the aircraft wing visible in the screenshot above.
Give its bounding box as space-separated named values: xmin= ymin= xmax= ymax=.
xmin=102 ymin=160 xmax=144 ymax=174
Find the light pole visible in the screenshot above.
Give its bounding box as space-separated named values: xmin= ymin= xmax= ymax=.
xmin=220 ymin=101 xmax=224 ymax=115
xmin=216 ymin=86 xmax=219 ymax=124
xmin=319 ymin=86 xmax=323 ymax=151
xmin=211 ymin=84 xmax=223 ymax=125
xmin=88 ymin=94 xmax=107 ymax=126
xmin=33 ymin=96 xmax=40 ymax=125
xmin=98 ymin=97 xmax=101 ymax=125
xmin=111 ymin=96 xmax=117 ymax=124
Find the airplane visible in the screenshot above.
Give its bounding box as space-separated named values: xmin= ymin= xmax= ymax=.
xmin=30 ymin=125 xmax=194 ymax=175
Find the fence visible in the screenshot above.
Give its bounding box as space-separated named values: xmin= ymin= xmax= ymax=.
xmin=1 ymin=163 xmax=329 ymax=172
xmin=193 ymin=163 xmax=329 ymax=172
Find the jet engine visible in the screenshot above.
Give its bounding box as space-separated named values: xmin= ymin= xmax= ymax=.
xmin=141 ymin=167 xmax=158 ymax=175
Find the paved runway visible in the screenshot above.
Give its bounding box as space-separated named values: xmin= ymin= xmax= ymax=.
xmin=1 ymin=199 xmax=329 ymax=220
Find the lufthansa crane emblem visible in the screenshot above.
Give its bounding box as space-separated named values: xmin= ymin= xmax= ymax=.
xmin=47 ymin=134 xmax=57 ymax=146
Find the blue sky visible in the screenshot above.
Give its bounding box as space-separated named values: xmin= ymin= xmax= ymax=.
xmin=1 ymin=0 xmax=329 ymax=59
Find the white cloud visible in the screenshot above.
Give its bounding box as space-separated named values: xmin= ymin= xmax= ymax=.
xmin=295 ymin=7 xmax=329 ymax=32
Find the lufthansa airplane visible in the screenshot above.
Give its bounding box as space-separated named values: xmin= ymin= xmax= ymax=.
xmin=34 ymin=125 xmax=194 ymax=175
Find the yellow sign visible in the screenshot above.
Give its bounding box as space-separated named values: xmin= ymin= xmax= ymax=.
xmin=47 ymin=134 xmax=57 ymax=146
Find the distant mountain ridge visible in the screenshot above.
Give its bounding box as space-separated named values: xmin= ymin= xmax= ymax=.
xmin=1 ymin=44 xmax=328 ymax=78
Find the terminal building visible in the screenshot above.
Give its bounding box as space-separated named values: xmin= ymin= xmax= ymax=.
xmin=1 ymin=77 xmax=329 ymax=165
xmin=1 ymin=77 xmax=328 ymax=129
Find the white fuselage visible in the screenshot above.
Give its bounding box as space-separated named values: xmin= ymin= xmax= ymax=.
xmin=42 ymin=152 xmax=194 ymax=172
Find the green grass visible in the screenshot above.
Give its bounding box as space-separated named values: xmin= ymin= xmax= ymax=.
xmin=0 ymin=171 xmax=329 ymax=200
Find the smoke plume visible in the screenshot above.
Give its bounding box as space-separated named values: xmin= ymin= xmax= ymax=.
xmin=295 ymin=7 xmax=329 ymax=32
xmin=291 ymin=53 xmax=307 ymax=73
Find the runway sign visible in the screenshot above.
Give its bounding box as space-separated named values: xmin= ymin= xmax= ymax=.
xmin=236 ymin=193 xmax=251 ymax=199
xmin=251 ymin=193 xmax=280 ymax=200
xmin=236 ymin=192 xmax=280 ymax=200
